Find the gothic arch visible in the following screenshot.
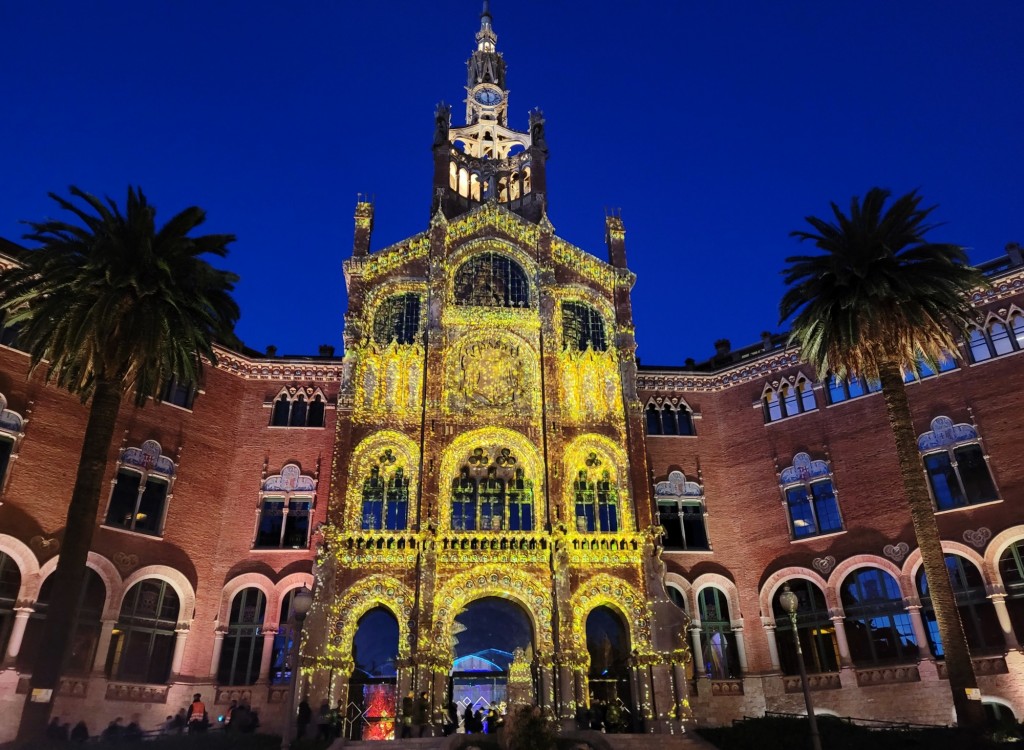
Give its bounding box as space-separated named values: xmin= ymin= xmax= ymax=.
xmin=555 ymin=285 xmax=615 ymax=330
xmin=561 ymin=434 xmax=633 ymax=532
xmin=431 ymin=565 xmax=553 ymax=664
xmin=664 ymin=572 xmax=692 ymax=614
xmin=36 ymin=551 xmax=122 ymax=619
xmin=218 ymin=572 xmax=276 ymax=626
xmin=438 ymin=427 xmax=543 ymax=530
xmin=120 ymin=565 xmax=196 ymax=626
xmin=343 ymin=430 xmax=421 ymax=530
xmin=758 ymin=566 xmax=832 ymax=624
xmin=324 ymin=575 xmax=415 ymax=671
xmin=568 ymin=573 xmax=651 ymax=665
xmin=447 ymin=237 xmax=538 ymax=287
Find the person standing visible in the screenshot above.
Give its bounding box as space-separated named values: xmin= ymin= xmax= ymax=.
xmin=187 ymin=693 xmax=208 ymax=733
xmin=296 ymin=697 xmax=312 ymax=741
xmin=401 ymin=691 xmax=414 ymax=739
xmin=413 ymin=691 xmax=430 ymax=738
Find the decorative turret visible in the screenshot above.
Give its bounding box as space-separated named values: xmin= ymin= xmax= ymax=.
xmin=431 ymin=1 xmax=548 ymax=224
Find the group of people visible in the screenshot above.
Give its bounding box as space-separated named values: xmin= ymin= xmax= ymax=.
xmin=462 ymin=701 xmax=504 ymax=734
xmin=296 ymin=696 xmax=349 ymax=741
xmin=399 ymin=691 xmax=432 ymax=738
xmin=576 ymin=697 xmax=631 ymax=733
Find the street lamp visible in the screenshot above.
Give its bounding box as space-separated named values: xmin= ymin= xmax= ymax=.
xmin=779 ymin=584 xmax=822 ymax=750
xmin=285 ymin=586 xmax=314 ymax=747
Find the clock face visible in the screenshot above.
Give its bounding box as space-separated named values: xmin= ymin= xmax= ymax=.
xmin=474 ymin=88 xmax=502 ymax=106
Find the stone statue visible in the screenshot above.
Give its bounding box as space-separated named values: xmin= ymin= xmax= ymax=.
xmin=433 ymin=102 xmax=451 ymax=147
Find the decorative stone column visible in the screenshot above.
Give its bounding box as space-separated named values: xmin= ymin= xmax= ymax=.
xmin=905 ymin=603 xmax=932 ymax=658
xmin=258 ymin=626 xmax=277 ymax=682
xmin=92 ymin=618 xmax=118 ymax=674
xmin=989 ymin=591 xmax=1020 ymax=650
xmin=170 ymin=626 xmax=189 ymax=678
xmin=209 ymin=628 xmax=226 ymax=679
xmin=762 ymin=619 xmax=782 ymax=673
xmin=3 ymin=607 xmax=32 ymax=665
xmin=690 ymin=626 xmax=705 ymax=676
xmin=830 ymin=615 xmax=852 ymax=667
xmin=733 ymin=625 xmax=748 ymax=673
xmin=556 ymin=661 xmax=575 ymax=725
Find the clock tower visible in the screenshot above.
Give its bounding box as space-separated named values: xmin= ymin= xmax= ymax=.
xmin=432 ymin=1 xmax=548 ymax=222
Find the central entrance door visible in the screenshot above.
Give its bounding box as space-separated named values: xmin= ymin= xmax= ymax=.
xmin=448 ymin=597 xmax=534 ymax=731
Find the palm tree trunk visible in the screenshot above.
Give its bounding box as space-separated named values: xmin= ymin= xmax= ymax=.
xmin=877 ymin=360 xmax=985 ymax=731
xmin=16 ymin=379 xmax=123 ymax=743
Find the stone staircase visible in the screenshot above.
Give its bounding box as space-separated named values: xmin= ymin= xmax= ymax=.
xmin=332 ymin=729 xmax=716 ymax=750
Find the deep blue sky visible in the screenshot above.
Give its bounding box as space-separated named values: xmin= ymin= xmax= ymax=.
xmin=2 ymin=2 xmax=1022 ymax=365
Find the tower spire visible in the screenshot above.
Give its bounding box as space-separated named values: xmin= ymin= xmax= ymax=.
xmin=476 ymin=0 xmax=497 ymax=53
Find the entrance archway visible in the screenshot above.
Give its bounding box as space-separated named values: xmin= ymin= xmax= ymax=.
xmin=450 ymin=597 xmax=534 ymax=730
xmin=586 ymin=606 xmax=634 ymax=732
xmin=349 ymin=607 xmax=399 ymax=741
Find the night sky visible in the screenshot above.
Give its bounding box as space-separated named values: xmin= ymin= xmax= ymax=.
xmin=2 ymin=2 xmax=1021 ymax=366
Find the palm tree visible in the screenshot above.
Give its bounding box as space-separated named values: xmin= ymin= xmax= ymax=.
xmin=780 ymin=187 xmax=989 ymax=730
xmin=0 ymin=186 xmax=239 ymax=742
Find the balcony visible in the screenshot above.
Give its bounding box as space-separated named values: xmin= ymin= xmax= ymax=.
xmin=436 ymin=532 xmax=549 ymax=565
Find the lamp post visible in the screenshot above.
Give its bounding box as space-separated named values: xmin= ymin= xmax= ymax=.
xmin=779 ymin=584 xmax=822 ymax=750
xmin=284 ymin=586 xmax=314 ymax=748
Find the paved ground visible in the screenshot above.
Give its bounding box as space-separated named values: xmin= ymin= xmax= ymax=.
xmin=332 ymin=728 xmax=718 ymax=750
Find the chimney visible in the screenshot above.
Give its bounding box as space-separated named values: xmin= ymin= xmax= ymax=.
xmin=714 ymin=339 xmax=731 ymax=357
xmin=318 ymin=344 xmax=336 ymax=358
xmin=353 ymin=198 xmax=374 ymax=257
xmin=605 ymin=213 xmax=627 ymax=268
xmin=1007 ymin=242 xmax=1023 ymax=267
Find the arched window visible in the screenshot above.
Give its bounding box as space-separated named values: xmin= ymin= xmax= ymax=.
xmin=255 ymin=464 xmax=316 ymax=549
xmin=918 ymin=417 xmax=998 ymax=511
xmin=453 ymin=252 xmax=530 ymax=308
xmin=372 ymin=293 xmax=421 ymax=345
xmin=779 ymin=453 xmax=843 ymax=539
xmin=840 ymin=568 xmax=918 ymax=666
xmin=655 ymin=471 xmax=709 ymax=551
xmin=645 ymin=402 xmax=695 ymax=437
xmin=826 ymin=373 xmax=882 ymax=404
xmin=763 ymin=376 xmax=816 ymax=422
xmin=0 ymin=551 xmax=21 ymax=656
xmin=573 ymin=465 xmax=619 ymax=533
xmin=968 ymin=314 xmax=1024 ymax=362
xmin=646 ymin=404 xmax=662 ymax=435
xmin=270 ymin=388 xmax=327 ymax=428
xmin=271 ymin=588 xmax=300 ymax=685
xmin=917 ymin=555 xmax=1001 ymax=656
xmin=450 ymin=449 xmax=532 ymax=532
xmin=361 ymin=465 xmax=409 ymax=532
xmin=18 ymin=568 xmax=105 ymax=675
xmin=0 ymin=393 xmax=25 ymax=490
xmin=561 ymin=301 xmax=607 ymax=352
xmin=161 ymin=377 xmax=196 ymax=409
xmin=697 ymin=588 xmax=740 ymax=679
xmin=104 ymin=440 xmax=175 ymax=537
xmin=772 ymin=580 xmax=839 ymax=675
xmin=108 ymin=579 xmax=180 ymax=684
xmin=218 ymin=587 xmax=267 ymax=685
xmin=997 ymin=541 xmax=1024 ymax=644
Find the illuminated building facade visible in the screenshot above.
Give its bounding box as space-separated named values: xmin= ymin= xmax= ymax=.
xmin=0 ymin=5 xmax=1022 ymax=743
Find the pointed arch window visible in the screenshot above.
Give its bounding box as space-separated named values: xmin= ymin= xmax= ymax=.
xmin=450 ymin=448 xmax=533 ymax=531
xmin=561 ymin=301 xmax=607 ymax=352
xmin=218 ymin=587 xmax=267 ymax=685
xmin=917 ymin=417 xmax=998 ymax=511
xmin=104 ymin=440 xmax=176 ymax=537
xmin=645 ymin=400 xmax=695 ymax=436
xmin=361 ymin=461 xmax=410 ymax=532
xmin=967 ymin=312 xmax=1024 ymax=362
xmin=270 ymin=387 xmax=327 ymax=428
xmin=825 ymin=373 xmax=882 ymax=404
xmin=453 ymin=252 xmax=530 ymax=308
xmin=697 ymin=587 xmax=740 ymax=679
xmin=372 ymin=293 xmax=421 ymax=345
xmin=763 ymin=376 xmax=816 ymax=423
xmin=255 ymin=464 xmax=316 ymax=549
xmin=573 ymin=460 xmax=619 ymax=534
xmin=779 ymin=453 xmax=843 ymax=539
xmin=998 ymin=541 xmax=1024 ymax=642
xmin=655 ymin=471 xmax=709 ymax=551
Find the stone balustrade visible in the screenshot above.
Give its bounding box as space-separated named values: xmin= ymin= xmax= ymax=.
xmin=436 ymin=532 xmax=550 ymax=564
